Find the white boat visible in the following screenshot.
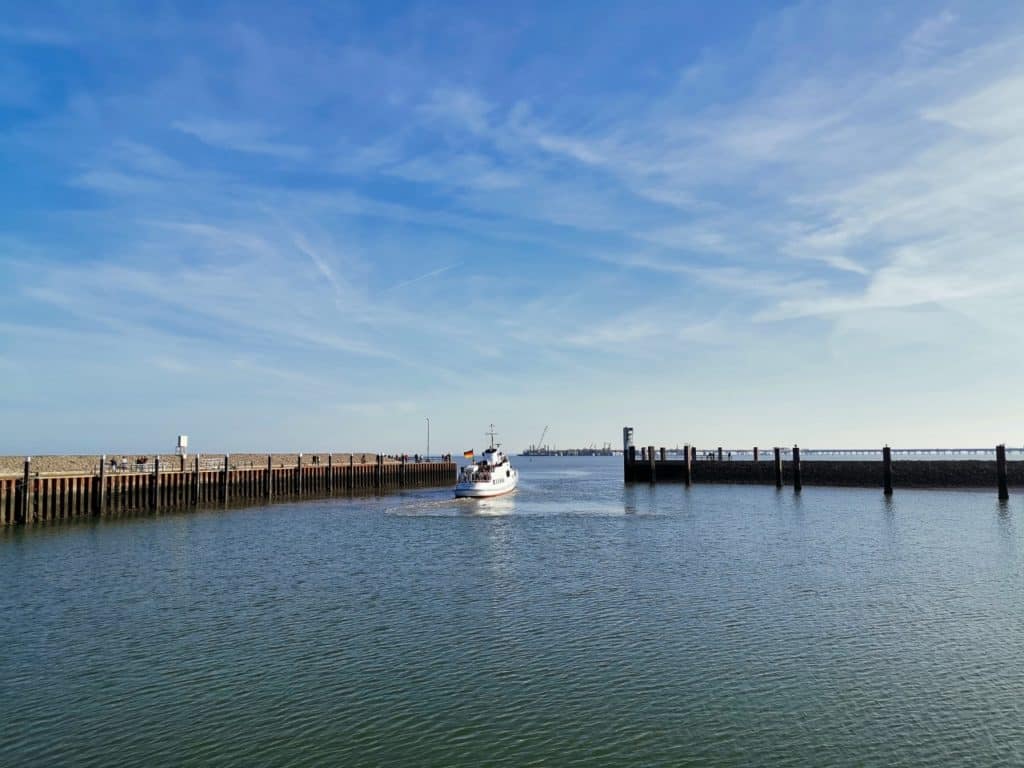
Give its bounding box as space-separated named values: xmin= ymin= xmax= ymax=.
xmin=455 ymin=426 xmax=519 ymax=498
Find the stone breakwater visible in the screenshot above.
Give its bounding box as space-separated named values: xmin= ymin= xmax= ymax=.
xmin=0 ymin=453 xmax=411 ymax=477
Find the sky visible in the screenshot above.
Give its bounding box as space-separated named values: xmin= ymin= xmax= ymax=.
xmin=2 ymin=0 xmax=1023 ymax=455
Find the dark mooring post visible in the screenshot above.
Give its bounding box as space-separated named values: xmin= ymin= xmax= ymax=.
xmin=792 ymin=445 xmax=802 ymax=492
xmin=774 ymin=447 xmax=783 ymax=489
xmin=327 ymin=454 xmax=333 ymax=493
xmin=265 ymin=454 xmax=273 ymax=501
xmin=222 ymin=454 xmax=230 ymax=504
xmin=152 ymin=455 xmax=160 ymax=511
xmin=691 ymin=445 xmax=696 ymax=464
xmin=296 ymin=453 xmax=303 ymax=497
xmin=753 ymin=447 xmax=759 ymax=462
xmin=997 ymin=444 xmax=1009 ymax=501
xmin=648 ymin=445 xmax=656 ymax=484
xmin=193 ymin=455 xmax=200 ymax=506
xmin=683 ymin=444 xmax=692 ymax=487
xmin=22 ymin=456 xmax=32 ymax=523
xmin=348 ymin=454 xmax=354 ymax=491
xmin=882 ymin=445 xmax=893 ymax=496
xmin=717 ymin=447 xmax=723 ymax=462
xmin=94 ymin=455 xmax=104 ymax=518
xmin=660 ymin=447 xmax=666 ymax=462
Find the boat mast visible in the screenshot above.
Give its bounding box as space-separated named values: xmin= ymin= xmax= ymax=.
xmin=487 ymin=424 xmax=498 ymax=449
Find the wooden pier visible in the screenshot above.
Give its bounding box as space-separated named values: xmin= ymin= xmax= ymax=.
xmin=622 ymin=429 xmax=1021 ymax=498
xmin=0 ymin=454 xmax=456 ymax=527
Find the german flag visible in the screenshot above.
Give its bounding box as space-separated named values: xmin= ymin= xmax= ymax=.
xmin=463 ymin=449 xmax=474 ymax=459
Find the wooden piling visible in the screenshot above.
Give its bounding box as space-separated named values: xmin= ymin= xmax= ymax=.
xmin=193 ymin=455 xmax=200 ymax=506
xmin=683 ymin=444 xmax=692 ymax=487
xmin=648 ymin=445 xmax=656 ymax=484
xmin=95 ymin=455 xmax=104 ymax=518
xmin=660 ymin=447 xmax=666 ymax=462
xmin=717 ymin=447 xmax=723 ymax=462
xmin=327 ymin=454 xmax=333 ymax=493
xmin=774 ymin=447 xmax=783 ymax=489
xmin=152 ymin=456 xmax=160 ymax=511
xmin=296 ymin=453 xmax=303 ymax=497
xmin=348 ymin=454 xmax=354 ymax=491
xmin=792 ymin=445 xmax=802 ymax=492
xmin=753 ymin=447 xmax=759 ymax=462
xmin=19 ymin=457 xmax=30 ymax=523
xmin=690 ymin=445 xmax=696 ymax=463
xmin=222 ymin=454 xmax=230 ymax=504
xmin=883 ymin=446 xmax=893 ymax=496
xmin=997 ymin=444 xmax=1009 ymax=500
xmin=265 ymin=455 xmax=272 ymax=501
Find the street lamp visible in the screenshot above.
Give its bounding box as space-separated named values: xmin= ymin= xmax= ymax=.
xmin=426 ymin=417 xmax=430 ymax=460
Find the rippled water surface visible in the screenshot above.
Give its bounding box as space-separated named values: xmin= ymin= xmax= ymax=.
xmin=2 ymin=457 xmax=1023 ymax=766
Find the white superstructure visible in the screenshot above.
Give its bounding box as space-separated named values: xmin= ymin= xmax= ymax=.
xmin=455 ymin=426 xmax=519 ymax=498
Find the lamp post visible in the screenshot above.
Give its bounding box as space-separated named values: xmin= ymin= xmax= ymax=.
xmin=426 ymin=417 xmax=430 ymax=461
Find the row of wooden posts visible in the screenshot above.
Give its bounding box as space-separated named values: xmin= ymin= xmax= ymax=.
xmin=626 ymin=444 xmax=1013 ymax=500
xmin=0 ymin=454 xmax=457 ymax=526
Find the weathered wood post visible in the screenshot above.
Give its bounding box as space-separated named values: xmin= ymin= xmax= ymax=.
xmin=997 ymin=444 xmax=1009 ymax=501
xmin=96 ymin=455 xmax=105 ymax=518
xmin=152 ymin=455 xmax=160 ymax=511
xmin=623 ymin=427 xmax=634 ymax=483
xmin=376 ymin=454 xmax=383 ymax=489
xmin=265 ymin=454 xmax=273 ymax=501
xmin=296 ymin=453 xmax=303 ymax=497
xmin=792 ymin=445 xmax=802 ymax=492
xmin=348 ymin=454 xmax=354 ymax=491
xmin=753 ymin=447 xmax=759 ymax=462
xmin=327 ymin=454 xmax=333 ymax=493
xmin=400 ymin=454 xmax=406 ymax=487
xmin=774 ymin=447 xmax=783 ymax=489
xmin=659 ymin=447 xmax=666 ymax=462
xmin=21 ymin=456 xmax=32 ymax=523
xmin=222 ymin=454 xmax=230 ymax=504
xmin=683 ymin=444 xmax=692 ymax=486
xmin=717 ymin=447 xmax=723 ymax=462
xmin=691 ymin=445 xmax=696 ymax=464
xmin=648 ymin=445 xmax=656 ymax=484
xmin=192 ymin=455 xmax=200 ymax=506
xmin=627 ymin=445 xmax=636 ymax=482
xmin=882 ymin=446 xmax=893 ymax=496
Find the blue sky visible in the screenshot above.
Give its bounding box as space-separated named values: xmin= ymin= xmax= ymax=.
xmin=2 ymin=1 xmax=1023 ymax=455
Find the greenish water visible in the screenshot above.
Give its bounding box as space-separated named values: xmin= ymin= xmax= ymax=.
xmin=2 ymin=457 xmax=1022 ymax=766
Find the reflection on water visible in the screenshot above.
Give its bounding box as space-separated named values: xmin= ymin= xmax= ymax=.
xmin=2 ymin=456 xmax=1023 ymax=767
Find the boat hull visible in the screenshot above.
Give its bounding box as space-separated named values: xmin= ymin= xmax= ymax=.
xmin=454 ymin=475 xmax=518 ymax=498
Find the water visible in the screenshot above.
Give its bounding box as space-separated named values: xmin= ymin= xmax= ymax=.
xmin=2 ymin=456 xmax=1022 ymax=766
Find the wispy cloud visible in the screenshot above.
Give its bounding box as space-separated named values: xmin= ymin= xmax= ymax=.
xmin=173 ymin=118 xmax=310 ymax=160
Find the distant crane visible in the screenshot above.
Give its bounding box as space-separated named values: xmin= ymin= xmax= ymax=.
xmin=536 ymin=425 xmax=549 ymax=451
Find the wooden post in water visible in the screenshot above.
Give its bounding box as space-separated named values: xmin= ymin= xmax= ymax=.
xmin=717 ymin=447 xmax=723 ymax=462
xmin=882 ymin=446 xmax=893 ymax=496
xmin=265 ymin=454 xmax=273 ymax=501
xmin=376 ymin=454 xmax=383 ymax=489
xmin=792 ymin=445 xmax=802 ymax=492
xmin=348 ymin=454 xmax=354 ymax=491
xmin=997 ymin=444 xmax=1009 ymax=501
xmin=660 ymin=447 xmax=666 ymax=462
xmin=296 ymin=453 xmax=303 ymax=497
xmin=691 ymin=445 xmax=696 ymax=464
xmin=152 ymin=455 xmax=160 ymax=511
xmin=683 ymin=444 xmax=692 ymax=487
xmin=753 ymin=447 xmax=759 ymax=462
xmin=222 ymin=454 xmax=230 ymax=504
xmin=327 ymin=454 xmax=333 ymax=493
xmin=400 ymin=455 xmax=406 ymax=487
xmin=22 ymin=457 xmax=32 ymax=523
xmin=774 ymin=447 xmax=783 ymax=489
xmin=96 ymin=455 xmax=105 ymax=518
xmin=648 ymin=445 xmax=656 ymax=484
